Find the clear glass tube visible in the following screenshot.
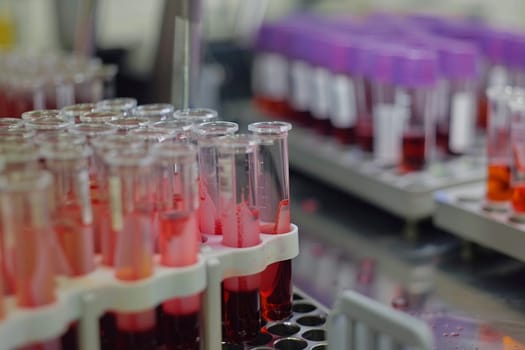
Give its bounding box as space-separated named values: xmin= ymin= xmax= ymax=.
xmin=132 ymin=103 xmax=174 ymax=122
xmin=0 ymin=141 xmax=39 ymax=176
xmin=510 ymin=95 xmax=525 ymax=219
xmin=41 ymin=144 xmax=95 ymax=276
xmin=68 ymin=123 xmax=118 ymax=142
xmin=107 ymin=117 xmax=150 ymax=134
xmin=218 ymin=134 xmax=261 ymax=342
xmin=60 ymin=102 xmax=96 ymax=123
xmin=248 ymin=121 xmax=292 ymax=321
xmin=151 ymin=120 xmax=194 ymax=142
xmin=130 ymin=128 xmax=179 ymax=147
xmin=24 ymin=116 xmax=73 ymax=134
xmin=79 ymin=110 xmax=124 ymax=124
xmin=35 ymin=132 xmax=87 ymax=147
xmin=152 ymin=143 xmax=201 ymax=350
xmin=21 ymin=109 xmax=61 ymax=122
xmin=0 ymin=117 xmax=23 ymax=129
xmin=173 ymin=108 xmax=218 ymax=124
xmin=193 ymin=121 xmax=238 ymax=235
xmin=485 ymin=86 xmax=518 ymax=208
xmin=96 ymin=98 xmax=137 ymax=116
xmin=104 ymin=148 xmax=157 ymax=347
xmin=0 ymin=128 xmax=36 ymax=145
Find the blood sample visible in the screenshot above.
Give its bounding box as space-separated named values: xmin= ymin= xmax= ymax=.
xmin=152 ymin=143 xmax=201 ymax=350
xmin=105 ymin=148 xmax=157 ymax=350
xmin=193 ymin=121 xmax=238 ymax=235
xmin=41 ymin=143 xmax=95 ymax=276
xmin=249 ymin=121 xmax=292 ymax=321
xmin=0 ymin=170 xmax=64 ymax=349
xmin=509 ymin=95 xmax=525 ymax=218
xmin=485 ymin=86 xmax=516 ymax=208
xmin=218 ymin=135 xmax=262 ymax=342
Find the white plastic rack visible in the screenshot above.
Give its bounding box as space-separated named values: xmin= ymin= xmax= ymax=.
xmin=0 ymin=225 xmax=299 ymax=350
xmin=434 ymin=183 xmax=525 ymax=263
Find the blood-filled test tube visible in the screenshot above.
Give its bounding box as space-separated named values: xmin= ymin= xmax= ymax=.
xmin=41 ymin=143 xmax=95 ymax=276
xmin=0 ymin=170 xmax=63 ymax=349
xmin=248 ymin=121 xmax=292 ymax=321
xmin=60 ymin=102 xmax=96 ymax=123
xmin=218 ymin=134 xmax=262 ymax=342
xmin=105 ymin=148 xmax=157 ymax=350
xmin=80 ymin=110 xmax=124 ymax=124
xmin=509 ymin=94 xmax=525 ymax=219
xmin=193 ymin=121 xmax=239 ymax=235
xmin=96 ymin=98 xmax=138 ymax=116
xmin=485 ymin=86 xmax=518 ymax=208
xmin=152 ymin=143 xmax=201 ymax=350
xmin=132 ymin=104 xmax=175 ymax=123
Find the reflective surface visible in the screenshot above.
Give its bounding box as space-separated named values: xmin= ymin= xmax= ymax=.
xmin=290 ymin=172 xmax=525 ymax=349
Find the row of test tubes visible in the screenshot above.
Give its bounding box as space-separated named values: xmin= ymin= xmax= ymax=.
xmin=252 ymin=12 xmax=525 ymax=173
xmin=0 ymin=50 xmax=117 ymax=118
xmin=0 ymin=99 xmax=293 ymax=350
xmin=485 ymin=86 xmax=525 ymax=219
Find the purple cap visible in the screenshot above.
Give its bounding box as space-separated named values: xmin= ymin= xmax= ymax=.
xmin=367 ymin=44 xmax=405 ymax=83
xmin=480 ymin=28 xmax=514 ymax=65
xmin=393 ymin=48 xmax=438 ymax=87
xmin=506 ymin=33 xmax=525 ymax=69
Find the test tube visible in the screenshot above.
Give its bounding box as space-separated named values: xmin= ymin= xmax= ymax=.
xmin=248 ymin=121 xmax=292 ymax=321
xmin=152 ymin=143 xmax=201 ymax=350
xmin=193 ymin=121 xmax=239 ymax=235
xmin=96 ymin=97 xmax=137 ymax=116
xmin=0 ymin=170 xmax=62 ymax=348
xmin=21 ymin=109 xmax=62 ymax=122
xmin=107 ymin=117 xmax=151 ymax=134
xmin=0 ymin=117 xmax=23 ymax=129
xmin=60 ymin=102 xmax=96 ymax=123
xmin=151 ymin=120 xmax=194 ymax=142
xmin=130 ymin=128 xmax=179 ymax=147
xmin=173 ymin=108 xmax=218 ymax=125
xmin=485 ymin=86 xmax=517 ymax=208
xmin=395 ymin=48 xmax=438 ymax=172
xmin=79 ymin=110 xmax=124 ymax=124
xmin=105 ymin=148 xmax=157 ymax=350
xmin=132 ymin=103 xmax=175 ymax=122
xmin=510 ymin=94 xmax=525 ymax=219
xmin=41 ymin=143 xmax=95 ymax=276
xmin=218 ymin=134 xmax=261 ymax=342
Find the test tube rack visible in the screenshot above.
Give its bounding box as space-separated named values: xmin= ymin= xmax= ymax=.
xmin=234 ymin=101 xmax=486 ymax=223
xmin=434 ymin=183 xmax=525 ymax=263
xmin=0 ymin=225 xmax=299 ymax=350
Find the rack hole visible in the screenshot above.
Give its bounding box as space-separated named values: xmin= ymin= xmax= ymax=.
xmin=246 ymin=332 xmax=273 ymax=346
xmin=274 ymin=338 xmax=308 ymax=350
xmin=302 ymin=329 xmax=326 ymax=341
xmin=311 ymin=345 xmax=327 ymax=350
xmin=267 ymin=323 xmax=300 ymax=337
xmin=293 ymin=293 xmax=304 ymax=300
xmin=296 ymin=315 xmax=326 ymax=327
xmin=292 ymin=302 xmax=316 ymax=313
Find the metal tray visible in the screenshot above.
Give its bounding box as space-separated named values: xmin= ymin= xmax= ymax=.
xmin=222 ymin=289 xmax=329 ymax=350
xmin=434 ymin=182 xmax=525 ymax=263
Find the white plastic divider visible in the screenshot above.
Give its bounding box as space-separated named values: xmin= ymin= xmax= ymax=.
xmin=0 ymin=225 xmax=299 ymax=350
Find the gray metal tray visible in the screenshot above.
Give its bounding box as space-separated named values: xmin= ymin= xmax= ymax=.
xmin=434 ymin=182 xmax=525 ymax=263
xmin=231 ymin=101 xmax=486 ymax=221
xmin=221 ymin=289 xmax=329 ymax=350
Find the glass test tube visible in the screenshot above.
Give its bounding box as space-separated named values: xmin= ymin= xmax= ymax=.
xmin=21 ymin=109 xmax=62 ymax=122
xmin=80 ymin=110 xmax=124 ymax=124
xmin=105 ymin=148 xmax=157 ymax=350
xmin=132 ymin=104 xmax=175 ymax=122
xmin=218 ymin=134 xmax=262 ymax=342
xmin=249 ymin=121 xmax=292 ymax=321
xmin=60 ymin=102 xmax=97 ymax=123
xmin=41 ymin=143 xmax=95 ymax=276
xmin=24 ymin=116 xmax=73 ymax=135
xmin=193 ymin=121 xmax=238 ymax=235
xmin=96 ymin=98 xmax=137 ymax=116
xmin=151 ymin=120 xmax=194 ymax=142
xmin=152 ymin=143 xmax=201 ymax=350
xmin=107 ymin=118 xmax=150 ymax=134
xmin=130 ymin=128 xmax=179 ymax=148
xmin=485 ymin=86 xmax=517 ymax=208
xmin=0 ymin=170 xmax=63 ymax=349
xmin=173 ymin=108 xmax=218 ymax=125
xmin=0 ymin=117 xmax=23 ymax=129
xmin=510 ymin=95 xmax=525 ymax=218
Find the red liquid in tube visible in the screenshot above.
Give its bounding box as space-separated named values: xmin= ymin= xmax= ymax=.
xmin=401 ymin=131 xmax=426 ymax=172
